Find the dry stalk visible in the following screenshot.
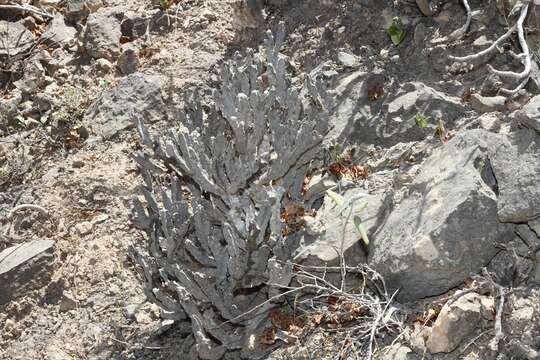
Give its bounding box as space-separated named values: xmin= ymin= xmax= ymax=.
xmin=260 ymin=263 xmax=404 ymax=359
xmin=0 ymin=3 xmax=53 ymax=19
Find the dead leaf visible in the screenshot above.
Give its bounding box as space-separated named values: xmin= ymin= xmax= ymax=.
xmin=367 ymin=84 xmax=384 ymax=101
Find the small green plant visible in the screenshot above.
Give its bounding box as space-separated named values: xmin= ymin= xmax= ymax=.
xmin=159 ymin=0 xmax=169 ymax=9
xmin=388 ymin=17 xmax=406 ymax=46
xmin=414 ymin=112 xmax=428 ymax=129
xmin=0 ymin=166 xmax=9 ymax=183
xmin=331 ymin=143 xmax=344 ymax=162
xmin=326 ymin=189 xmax=370 ymax=248
xmin=52 ymin=86 xmax=89 ymax=126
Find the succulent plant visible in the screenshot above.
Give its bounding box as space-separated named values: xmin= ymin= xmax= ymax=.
xmin=130 ymin=23 xmax=330 ymax=359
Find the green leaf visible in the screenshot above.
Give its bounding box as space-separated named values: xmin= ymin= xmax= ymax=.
xmin=159 ymin=0 xmax=169 ymax=9
xmin=388 ymin=17 xmax=406 ymax=46
xmin=326 ymin=189 xmax=344 ymax=207
xmin=326 ymin=189 xmax=370 ymax=248
xmin=353 ymin=215 xmax=369 ymax=247
xmin=415 ymin=113 xmax=428 ymax=129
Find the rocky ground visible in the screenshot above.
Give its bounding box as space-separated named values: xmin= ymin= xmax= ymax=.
xmin=1 ymin=0 xmax=540 ymax=359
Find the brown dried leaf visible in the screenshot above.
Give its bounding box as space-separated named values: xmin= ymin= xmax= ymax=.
xmin=367 ymin=84 xmax=384 ymax=101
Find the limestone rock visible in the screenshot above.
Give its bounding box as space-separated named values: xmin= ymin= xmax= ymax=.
xmin=121 ymin=11 xmax=149 ymax=39
xmin=517 ymin=95 xmax=540 ymax=134
xmin=83 ymin=73 xmax=166 ymax=139
xmin=337 ymin=51 xmax=360 ymax=68
xmin=530 ymin=218 xmax=540 ymax=237
xmin=491 ymin=129 xmax=540 ymax=223
xmin=83 ymin=8 xmax=122 ymax=61
xmin=369 ymin=130 xmax=514 ymax=301
xmin=13 ymin=59 xmax=46 ymax=94
xmin=469 ymin=94 xmax=506 ymax=113
xmin=295 ymin=188 xmax=393 ymax=265
xmin=117 ymin=44 xmax=140 ymax=75
xmin=330 ymin=75 xmax=466 ymax=147
xmin=378 ymin=343 xmax=416 ymax=360
xmin=41 ymin=14 xmax=77 ymax=48
xmin=0 ymin=21 xmax=34 ymax=60
xmin=426 ymin=293 xmax=493 ymax=353
xmin=0 ymin=240 xmax=55 ymax=305
xmin=65 ymin=0 xmax=103 ymax=22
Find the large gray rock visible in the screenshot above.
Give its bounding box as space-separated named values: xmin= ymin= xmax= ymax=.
xmin=491 ymin=129 xmax=540 ymax=223
xmin=295 ymin=188 xmax=393 ymax=265
xmin=530 ymin=218 xmax=540 ymax=237
xmin=82 ymin=8 xmax=122 ymax=61
xmin=516 ymin=95 xmax=540 ymax=134
xmin=41 ymin=15 xmax=77 ymax=48
xmin=369 ymin=130 xmax=514 ymax=301
xmin=330 ymin=73 xmax=467 ymax=147
xmin=83 ymin=73 xmax=167 ymax=139
xmin=0 ymin=21 xmax=34 ymax=60
xmin=0 ymin=240 xmax=55 ymax=305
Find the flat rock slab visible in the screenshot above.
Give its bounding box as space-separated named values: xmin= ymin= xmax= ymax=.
xmin=41 ymin=14 xmax=77 ymax=48
xmin=296 ymin=188 xmax=393 ymax=265
xmin=369 ymin=130 xmax=514 ymax=302
xmin=491 ymin=129 xmax=540 ymax=222
xmin=329 ymin=73 xmax=467 ymax=147
xmin=0 ymin=21 xmax=34 ymax=60
xmin=83 ymin=73 xmax=167 ymax=139
xmin=0 ymin=240 xmax=55 ymax=305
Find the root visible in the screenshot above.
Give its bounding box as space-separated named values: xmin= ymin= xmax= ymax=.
xmin=488 ymin=283 xmax=506 ymax=351
xmin=448 ymin=0 xmax=472 ymax=40
xmin=8 ymin=204 xmax=49 ymax=220
xmin=489 ymin=2 xmax=531 ymax=95
xmin=449 ymin=1 xmax=532 ymax=95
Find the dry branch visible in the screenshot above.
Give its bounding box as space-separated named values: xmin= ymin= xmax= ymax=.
xmin=0 ymin=3 xmax=53 ymax=19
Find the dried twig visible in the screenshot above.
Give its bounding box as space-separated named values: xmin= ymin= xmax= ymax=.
xmin=448 ymin=0 xmax=472 ymax=40
xmin=8 ymin=203 xmax=49 ymax=220
xmin=0 ymin=3 xmax=53 ymax=19
xmin=488 ymin=284 xmax=506 ymax=351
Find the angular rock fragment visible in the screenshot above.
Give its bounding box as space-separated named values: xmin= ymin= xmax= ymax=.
xmin=378 ymin=343 xmax=416 ymax=360
xmin=83 ymin=8 xmax=122 ymax=61
xmin=65 ymin=0 xmax=103 ymax=22
xmin=369 ymin=130 xmax=514 ymax=301
xmin=337 ymin=51 xmax=360 ymax=68
xmin=491 ymin=129 xmax=540 ymax=223
xmin=469 ymin=94 xmax=506 ymax=113
xmin=0 ymin=21 xmax=34 ymax=60
xmin=0 ymin=240 xmax=55 ymax=305
xmin=83 ymin=73 xmax=166 ymax=139
xmin=516 ymin=95 xmax=540 ymax=134
xmin=41 ymin=15 xmax=77 ymax=48
xmin=426 ymin=293 xmax=493 ymax=353
xmin=117 ymin=44 xmax=139 ymax=75
xmin=121 ymin=11 xmax=149 ymax=39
